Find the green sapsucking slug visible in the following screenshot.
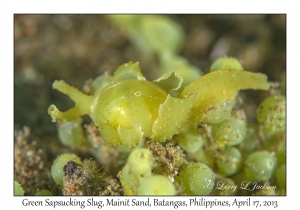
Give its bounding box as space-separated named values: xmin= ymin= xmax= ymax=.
xmin=48 ymin=61 xmax=270 ymax=148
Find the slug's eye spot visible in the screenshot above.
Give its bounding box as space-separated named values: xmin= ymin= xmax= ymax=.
xmin=134 ymin=91 xmax=141 ymax=97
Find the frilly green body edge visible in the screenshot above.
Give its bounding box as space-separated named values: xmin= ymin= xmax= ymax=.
xmin=48 ymin=62 xmax=270 ymax=148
